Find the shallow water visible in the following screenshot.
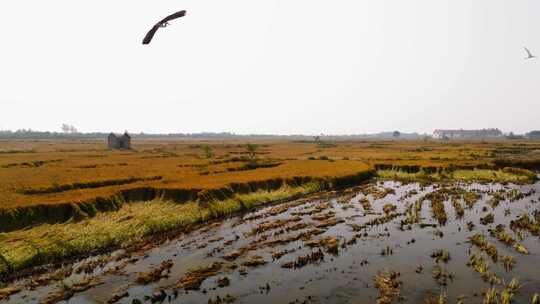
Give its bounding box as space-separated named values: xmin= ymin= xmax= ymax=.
xmin=4 ymin=180 xmax=540 ymax=304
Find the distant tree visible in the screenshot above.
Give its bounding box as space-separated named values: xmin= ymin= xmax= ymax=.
xmin=392 ymin=131 xmax=401 ymax=138
xmin=61 ymin=124 xmax=70 ymax=133
xmin=314 ymin=136 xmax=320 ymax=142
xmin=246 ymin=143 xmax=259 ymax=160
xmin=61 ymin=124 xmax=77 ymax=134
xmin=201 ymin=144 xmax=214 ymax=159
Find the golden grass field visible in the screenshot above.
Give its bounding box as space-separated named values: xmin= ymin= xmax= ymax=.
xmin=1 ymin=138 xmax=540 ymax=278
xmin=0 ymin=139 xmax=373 ymax=209
xmin=2 ymin=138 xmax=539 ymax=210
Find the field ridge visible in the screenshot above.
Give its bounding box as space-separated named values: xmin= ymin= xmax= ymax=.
xmin=0 ymin=170 xmax=375 ymax=233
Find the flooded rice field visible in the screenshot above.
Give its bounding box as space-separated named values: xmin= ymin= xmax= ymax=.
xmin=3 ymin=180 xmax=540 ymax=304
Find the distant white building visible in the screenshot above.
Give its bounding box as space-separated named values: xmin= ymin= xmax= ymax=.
xmin=433 ymin=129 xmax=502 ymax=140
xmin=108 ymin=132 xmax=131 ymax=149
xmin=527 ymin=131 xmax=540 ymax=140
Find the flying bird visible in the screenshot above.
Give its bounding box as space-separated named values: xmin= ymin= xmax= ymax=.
xmin=524 ymin=47 xmax=536 ymax=60
xmin=142 ymin=10 xmax=187 ymax=45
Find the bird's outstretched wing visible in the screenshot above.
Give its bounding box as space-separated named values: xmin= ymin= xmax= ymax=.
xmin=142 ymin=10 xmax=187 ymax=45
xmin=142 ymin=25 xmax=161 ymax=45
xmin=159 ymin=10 xmax=186 ymax=24
xmin=524 ymin=47 xmax=534 ymax=58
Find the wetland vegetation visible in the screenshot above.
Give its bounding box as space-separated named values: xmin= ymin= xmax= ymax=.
xmin=1 ymin=139 xmax=540 ymax=303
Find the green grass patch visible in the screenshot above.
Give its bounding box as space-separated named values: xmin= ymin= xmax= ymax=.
xmin=0 ymin=182 xmax=323 ymax=277
xmin=376 ymin=168 xmax=537 ymax=183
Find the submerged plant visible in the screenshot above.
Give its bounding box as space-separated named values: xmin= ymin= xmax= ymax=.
xmin=373 ymin=270 xmax=402 ymax=304
xmin=431 ymin=249 xmax=451 ymax=263
xmin=176 ymin=262 xmax=223 ymax=290
xmin=480 ymin=213 xmax=495 ymax=225
xmin=451 ymin=198 xmax=465 ymax=218
xmin=501 ymin=254 xmax=516 ymax=271
xmin=488 ymin=192 xmax=505 ymax=208
xmin=510 ymin=214 xmax=540 ymax=237
xmin=484 ymin=288 xmax=498 ymax=304
xmin=366 ymin=212 xmax=400 ymax=226
xmin=431 ymin=200 xmax=447 ymax=225
xmin=469 ymin=234 xmax=498 ymax=262
xmin=463 ymin=191 xmax=481 ymax=208
xmin=0 ymin=286 xmax=21 ymax=301
xmin=500 ymin=278 xmax=520 ymax=304
xmin=383 ymin=203 xmax=397 ymax=214
xmin=432 ymin=264 xmax=453 ymax=286
xmin=380 ymin=246 xmax=393 ymax=256
xmin=421 ymin=188 xmax=450 ymax=225
xmin=136 ymin=259 xmax=174 ymax=284
xmin=402 ymin=199 xmax=422 ymax=225
xmin=424 ymin=292 xmax=447 ymax=304
xmin=491 ymin=225 xmax=529 ymax=255
xmin=359 ymin=197 xmax=373 ymax=211
xmin=467 ymin=252 xmax=501 ymax=285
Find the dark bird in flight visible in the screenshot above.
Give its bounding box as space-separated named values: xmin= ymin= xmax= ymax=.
xmin=524 ymin=47 xmax=536 ymax=60
xmin=142 ymin=10 xmax=187 ymax=45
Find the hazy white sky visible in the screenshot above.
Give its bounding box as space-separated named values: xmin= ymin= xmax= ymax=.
xmin=1 ymin=0 xmax=539 ymax=134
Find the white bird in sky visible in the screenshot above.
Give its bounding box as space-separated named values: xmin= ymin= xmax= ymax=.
xmin=524 ymin=47 xmax=536 ymax=60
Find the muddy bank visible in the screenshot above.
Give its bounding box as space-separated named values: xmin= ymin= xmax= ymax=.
xmin=0 ymin=172 xmax=375 ymax=280
xmin=2 ymin=180 xmax=540 ymax=303
xmin=375 ymin=162 xmax=539 ymax=176
xmin=3 ymin=165 xmax=537 ymax=233
xmin=375 ymin=164 xmax=538 ymax=184
xmin=0 ymin=171 xmax=375 ymax=233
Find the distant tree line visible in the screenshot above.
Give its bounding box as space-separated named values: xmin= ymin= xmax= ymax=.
xmin=0 ymin=129 xmax=104 ymax=139
xmin=0 ymin=130 xmax=429 ymax=140
xmin=10 ymin=128 xmax=540 ymax=140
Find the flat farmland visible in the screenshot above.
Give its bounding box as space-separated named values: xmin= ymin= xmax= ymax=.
xmin=1 ymin=138 xmax=540 ymax=282
xmin=2 ymin=139 xmax=540 ymax=210
xmin=1 ymin=139 xmax=374 ymax=209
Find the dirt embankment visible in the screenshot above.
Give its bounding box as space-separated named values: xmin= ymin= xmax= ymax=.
xmin=0 ymin=170 xmax=375 ymax=233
